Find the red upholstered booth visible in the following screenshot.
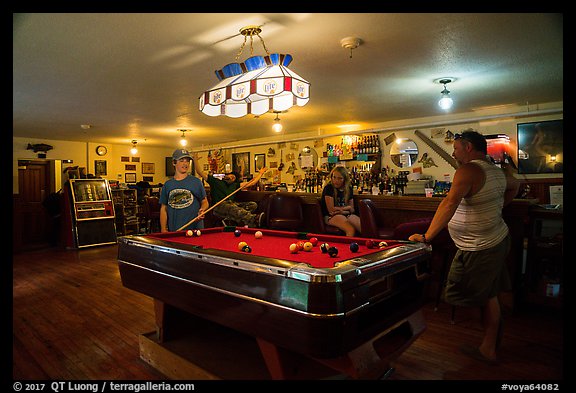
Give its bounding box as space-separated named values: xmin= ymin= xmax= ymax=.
xmin=358 ymin=199 xmax=395 ymax=239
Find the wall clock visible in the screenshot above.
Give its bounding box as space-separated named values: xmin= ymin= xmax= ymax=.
xmin=96 ymin=145 xmax=108 ymax=156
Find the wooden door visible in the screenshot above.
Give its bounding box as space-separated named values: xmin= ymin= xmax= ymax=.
xmin=16 ymin=160 xmax=52 ymax=251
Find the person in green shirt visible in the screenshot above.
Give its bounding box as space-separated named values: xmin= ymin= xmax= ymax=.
xmin=193 ymin=153 xmax=266 ymax=227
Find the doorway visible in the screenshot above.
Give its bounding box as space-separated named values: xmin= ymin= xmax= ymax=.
xmin=15 ymin=160 xmax=53 ymax=252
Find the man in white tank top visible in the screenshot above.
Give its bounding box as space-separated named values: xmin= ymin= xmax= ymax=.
xmin=409 ymin=129 xmax=519 ymax=364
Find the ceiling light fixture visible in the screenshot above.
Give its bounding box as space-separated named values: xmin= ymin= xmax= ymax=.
xmin=130 ymin=140 xmax=138 ymax=155
xmin=272 ymin=112 xmax=283 ymax=133
xmin=199 ymin=25 xmax=310 ymax=118
xmin=340 ymin=37 xmax=362 ymax=59
xmin=178 ymin=129 xmax=188 ymax=147
xmin=436 ymin=78 xmax=455 ymax=110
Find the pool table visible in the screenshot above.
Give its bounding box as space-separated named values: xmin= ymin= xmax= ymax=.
xmin=117 ymin=227 xmax=431 ymax=379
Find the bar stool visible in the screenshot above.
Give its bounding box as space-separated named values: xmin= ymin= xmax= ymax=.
xmin=358 ymin=199 xmax=395 ymax=239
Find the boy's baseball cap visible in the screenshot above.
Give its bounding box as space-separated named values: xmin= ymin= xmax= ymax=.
xmin=172 ymin=148 xmax=192 ymax=160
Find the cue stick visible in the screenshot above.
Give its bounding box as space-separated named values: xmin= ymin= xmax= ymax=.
xmin=177 ymin=168 xmax=267 ymax=231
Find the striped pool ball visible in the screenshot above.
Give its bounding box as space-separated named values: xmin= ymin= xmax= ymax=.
xmin=327 ymin=246 xmax=339 ymax=257
xmin=186 ymin=230 xmax=194 ymax=237
xmin=289 ymin=243 xmax=299 ymax=253
xmin=194 ymin=229 xmax=201 ymax=237
xmin=238 ymin=241 xmax=248 ymax=251
xmin=320 ymin=243 xmax=330 ymax=253
xmin=379 ymin=241 xmax=388 ymax=248
xmin=242 ymin=245 xmax=252 ymax=253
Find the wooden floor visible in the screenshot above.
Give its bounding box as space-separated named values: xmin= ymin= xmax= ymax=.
xmin=12 ymin=244 xmax=565 ymax=382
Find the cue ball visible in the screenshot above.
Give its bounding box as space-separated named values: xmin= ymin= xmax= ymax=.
xmin=327 ymin=246 xmax=339 ymax=257
xmin=320 ymin=243 xmax=330 ymax=253
xmin=194 ymin=230 xmax=201 ymax=237
xmin=365 ymin=240 xmax=375 ymax=249
xmin=254 ymin=231 xmax=263 ymax=239
xmin=303 ymin=241 xmax=313 ymax=252
xmin=379 ymin=241 xmax=388 ymax=248
xmin=309 ymin=237 xmax=318 ymax=246
xmin=238 ymin=241 xmax=248 ymax=251
xmin=289 ymin=243 xmax=299 ymax=253
xmin=186 ymin=230 xmax=194 ymax=237
xmin=349 ymin=242 xmax=359 ymax=252
xmin=234 ymin=229 xmax=241 ymax=237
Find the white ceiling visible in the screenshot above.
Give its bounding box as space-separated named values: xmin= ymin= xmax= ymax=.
xmin=13 ymin=13 xmax=563 ymax=149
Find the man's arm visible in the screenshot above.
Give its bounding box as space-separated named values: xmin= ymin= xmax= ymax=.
xmin=240 ymin=167 xmax=267 ymax=188
xmin=192 ymin=153 xmax=208 ymax=181
xmin=502 ymin=164 xmax=520 ymax=206
xmin=160 ymin=204 xmax=169 ymax=232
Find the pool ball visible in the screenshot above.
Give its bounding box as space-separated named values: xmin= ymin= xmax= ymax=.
xmin=194 ymin=229 xmax=201 ymax=237
xmin=327 ymin=246 xmax=339 ymax=257
xmin=303 ymin=241 xmax=313 ymax=252
xmin=379 ymin=241 xmax=388 ymax=248
xmin=297 ymin=241 xmax=305 ymax=251
xmin=242 ymin=245 xmax=252 ymax=253
xmin=234 ymin=229 xmax=242 ymax=237
xmin=186 ymin=230 xmax=194 ymax=237
xmin=238 ymin=241 xmax=248 ymax=251
xmin=320 ymin=243 xmax=330 ymax=253
xmin=254 ymin=231 xmax=263 ymax=239
xmin=349 ymin=242 xmax=359 ymax=252
xmin=365 ymin=240 xmax=375 ymax=249
xmin=309 ymin=237 xmax=318 ymax=246
xmin=289 ymin=243 xmax=299 ymax=253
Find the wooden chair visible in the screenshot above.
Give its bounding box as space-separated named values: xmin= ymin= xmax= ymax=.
xmin=358 ymin=199 xmax=395 ymax=239
xmin=265 ymin=194 xmax=304 ymax=231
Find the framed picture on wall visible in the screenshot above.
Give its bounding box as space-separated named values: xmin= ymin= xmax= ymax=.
xmin=94 ymin=160 xmax=107 ymax=176
xmin=254 ymin=154 xmax=266 ymax=171
xmin=232 ymin=152 xmax=250 ymax=179
xmin=165 ymin=157 xmax=175 ymax=177
xmin=125 ymin=173 xmax=137 ymax=183
xmin=125 ymin=164 xmax=137 ymax=171
xmin=517 ymin=119 xmax=563 ymax=174
xmin=142 ymin=162 xmax=155 ymax=174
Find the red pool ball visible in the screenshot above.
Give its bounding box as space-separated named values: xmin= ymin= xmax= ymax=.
xmin=289 ymin=243 xmax=299 ymax=253
xmin=297 ymin=241 xmax=305 ymax=251
xmin=309 ymin=237 xmax=318 ymax=246
xmin=365 ymin=240 xmax=375 ymax=249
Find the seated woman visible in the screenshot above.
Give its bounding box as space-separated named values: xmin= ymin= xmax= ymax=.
xmin=320 ymin=166 xmax=361 ymax=237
